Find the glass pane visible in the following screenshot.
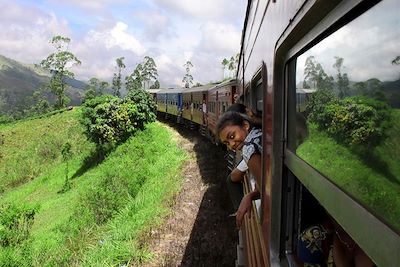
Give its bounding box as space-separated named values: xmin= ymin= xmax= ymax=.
xmin=294 ymin=0 xmax=400 ymax=232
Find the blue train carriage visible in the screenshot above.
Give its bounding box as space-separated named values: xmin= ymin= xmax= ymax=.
xmin=165 ymin=87 xmax=185 ymax=122
xmin=182 ymin=83 xmax=216 ymax=129
xmin=236 ymin=0 xmax=400 ymax=266
xmin=155 ymin=89 xmax=167 ymax=114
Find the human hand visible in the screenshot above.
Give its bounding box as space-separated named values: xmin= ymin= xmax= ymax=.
xmin=235 ymin=193 xmax=253 ymax=229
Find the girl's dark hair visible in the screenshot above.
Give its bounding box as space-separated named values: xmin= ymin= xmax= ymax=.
xmin=216 ymin=111 xmax=253 ymax=138
xmin=227 ymin=103 xmax=247 ymax=114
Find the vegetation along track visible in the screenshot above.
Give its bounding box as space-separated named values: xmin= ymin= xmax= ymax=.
xmin=139 ymin=119 xmax=238 ymax=267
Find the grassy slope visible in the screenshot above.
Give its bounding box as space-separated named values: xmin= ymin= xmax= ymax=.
xmin=297 ymin=109 xmax=400 ymax=231
xmin=0 ymin=109 xmax=186 ymax=266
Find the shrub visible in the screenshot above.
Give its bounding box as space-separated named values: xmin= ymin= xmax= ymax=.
xmin=0 ymin=203 xmax=36 ymax=246
xmin=80 ymin=92 xmax=156 ymax=152
xmin=307 ymin=92 xmax=392 ymax=147
xmin=124 ymin=89 xmax=157 ymax=123
xmin=80 ymin=174 xmax=130 ymax=224
xmin=305 ymin=89 xmax=337 ymax=128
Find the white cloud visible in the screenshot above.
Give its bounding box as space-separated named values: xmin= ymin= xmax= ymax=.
xmin=198 ymin=22 xmax=241 ymax=55
xmin=0 ymin=2 xmax=70 ymax=64
xmin=105 ymin=22 xmax=146 ymax=55
xmin=152 ymin=0 xmax=244 ymax=22
xmin=0 ymin=0 xmax=247 ymax=86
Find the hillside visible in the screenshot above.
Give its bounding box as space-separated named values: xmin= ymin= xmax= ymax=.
xmin=297 ymin=109 xmax=400 ymax=231
xmin=0 ymin=109 xmax=186 ymax=265
xmin=0 ymin=109 xmax=236 ymax=266
xmin=0 ymin=54 xmax=87 ymax=115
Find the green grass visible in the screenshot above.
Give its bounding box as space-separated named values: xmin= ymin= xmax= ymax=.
xmin=0 ymin=109 xmax=187 ymax=266
xmin=297 ymin=109 xmax=400 ymax=231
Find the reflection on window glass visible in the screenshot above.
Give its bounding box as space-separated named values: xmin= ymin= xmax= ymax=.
xmin=294 ymin=0 xmax=400 ymax=232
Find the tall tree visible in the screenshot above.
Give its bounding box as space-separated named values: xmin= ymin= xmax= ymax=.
xmin=112 ymin=57 xmax=125 ymax=97
xmin=150 ymin=80 xmax=160 ymax=89
xmin=333 ymin=56 xmax=349 ymax=98
xmin=221 ymin=58 xmax=229 ymax=78
xmin=182 ymin=61 xmax=194 ymax=88
xmin=304 ymin=56 xmax=317 ymax=88
xmin=125 ymin=63 xmax=144 ymax=92
xmin=227 ymin=54 xmax=239 ymax=77
xmin=39 ymin=35 xmax=81 ymax=108
xmin=99 ymin=81 xmax=109 ymax=95
xmin=142 ymin=56 xmax=158 ymax=89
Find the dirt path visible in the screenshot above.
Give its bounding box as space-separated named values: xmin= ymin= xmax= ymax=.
xmin=139 ymin=121 xmax=238 ymax=267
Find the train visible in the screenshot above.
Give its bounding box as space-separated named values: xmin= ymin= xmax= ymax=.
xmin=154 ymin=0 xmax=400 ymax=266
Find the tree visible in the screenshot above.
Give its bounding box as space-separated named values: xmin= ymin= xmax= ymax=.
xmin=392 ymin=56 xmax=400 ymax=65
xmin=221 ymin=58 xmax=229 ymax=78
xmin=304 ymin=56 xmax=317 ymax=88
xmin=227 ymin=54 xmax=239 ymax=77
xmin=99 ymin=81 xmax=109 ymax=95
xmin=39 ymin=35 xmax=81 ymax=108
xmin=150 ymin=80 xmax=160 ymax=89
xmin=125 ymin=56 xmax=158 ymax=91
xmin=333 ymin=56 xmax=349 ymax=98
xmin=112 ymin=57 xmax=125 ymax=97
xmin=31 ymin=85 xmax=50 ymax=114
xmin=142 ymin=56 xmax=158 ymax=89
xmin=182 ymin=61 xmax=194 ymax=88
xmin=125 ymin=63 xmax=144 ymax=92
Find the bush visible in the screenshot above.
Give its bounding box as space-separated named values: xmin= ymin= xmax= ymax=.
xmin=80 ymin=93 xmax=156 ymax=151
xmin=125 ymin=89 xmax=157 ymax=123
xmin=307 ymin=92 xmax=392 ymax=147
xmin=306 ymin=89 xmax=337 ymax=127
xmin=0 ymin=203 xmax=36 ymax=247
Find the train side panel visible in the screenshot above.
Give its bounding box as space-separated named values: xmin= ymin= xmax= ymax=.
xmin=239 ymin=0 xmax=400 ymax=266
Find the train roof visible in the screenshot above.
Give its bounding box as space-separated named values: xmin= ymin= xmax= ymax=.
xmin=156 ymin=87 xmax=187 ymax=94
xmin=182 ymin=83 xmax=218 ymax=93
xmin=208 ymin=78 xmax=237 ymax=91
xmin=146 ymin=89 xmax=162 ymax=94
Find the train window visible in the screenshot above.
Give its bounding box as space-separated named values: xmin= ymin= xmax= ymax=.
xmin=292 ymin=0 xmax=399 ymax=233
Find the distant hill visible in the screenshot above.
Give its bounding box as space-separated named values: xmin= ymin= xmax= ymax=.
xmin=0 ymin=54 xmax=87 ymax=115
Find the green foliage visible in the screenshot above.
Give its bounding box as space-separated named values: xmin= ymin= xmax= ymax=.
xmin=149 ymin=79 xmax=160 ymax=89
xmin=0 ymin=109 xmax=88 ymax=190
xmin=59 ymin=142 xmax=73 ymax=193
xmin=80 ymin=92 xmax=156 ymax=152
xmin=297 ymin=118 xmax=400 ymax=231
xmin=112 ymin=57 xmax=125 ymax=97
xmin=307 ymin=91 xmax=392 ymax=147
xmin=79 ymin=173 xmax=130 ymax=224
xmin=39 ymin=35 xmax=81 ymax=108
xmin=306 ymin=89 xmax=337 ymax=126
xmin=126 ymin=56 xmax=158 ymax=91
xmin=0 ymin=203 xmax=36 ymax=246
xmin=125 ymin=89 xmax=157 ymax=122
xmin=0 ymin=115 xmax=186 ymax=266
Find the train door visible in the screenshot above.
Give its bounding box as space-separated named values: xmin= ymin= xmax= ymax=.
xmin=279 ymin=1 xmax=400 ymax=266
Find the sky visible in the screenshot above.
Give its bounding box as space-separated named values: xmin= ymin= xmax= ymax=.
xmin=296 ymin=0 xmax=400 ymax=84
xmin=0 ymin=0 xmax=247 ymax=87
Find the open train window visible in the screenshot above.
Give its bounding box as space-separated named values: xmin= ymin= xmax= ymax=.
xmin=250 ymin=68 xmax=263 ymax=114
xmin=284 ymin=0 xmax=399 ymax=266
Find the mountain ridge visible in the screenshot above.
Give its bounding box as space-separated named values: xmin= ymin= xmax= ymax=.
xmin=0 ymin=54 xmax=87 ymax=115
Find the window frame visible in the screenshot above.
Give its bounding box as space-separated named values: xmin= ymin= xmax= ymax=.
xmin=281 ymin=1 xmax=400 ymax=266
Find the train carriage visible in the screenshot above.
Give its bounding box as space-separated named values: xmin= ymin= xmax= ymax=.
xmin=237 ymin=0 xmax=400 ymax=266
xmin=207 ymin=79 xmax=237 ymax=137
xmin=181 ymin=84 xmax=215 ymax=128
xmin=156 ymin=89 xmax=167 ymax=113
xmin=157 ymin=88 xmax=185 ymax=121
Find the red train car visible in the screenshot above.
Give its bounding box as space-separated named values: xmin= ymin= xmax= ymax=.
xmin=207 ymin=79 xmax=237 ymax=140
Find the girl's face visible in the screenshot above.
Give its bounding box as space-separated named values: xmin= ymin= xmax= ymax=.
xmin=219 ymin=121 xmax=250 ymax=151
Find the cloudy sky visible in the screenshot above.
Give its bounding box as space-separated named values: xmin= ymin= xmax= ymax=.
xmin=0 ymin=0 xmax=246 ymax=87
